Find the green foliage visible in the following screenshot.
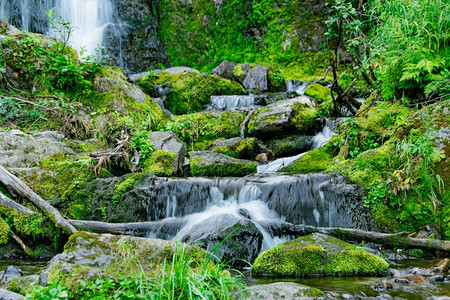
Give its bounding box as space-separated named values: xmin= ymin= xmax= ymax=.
xmin=0 ymin=217 xmax=9 ymax=245
xmin=143 ymin=150 xmax=177 ymax=176
xmin=26 ymin=243 xmax=247 ymax=299
xmin=369 ymin=0 xmax=450 ymax=101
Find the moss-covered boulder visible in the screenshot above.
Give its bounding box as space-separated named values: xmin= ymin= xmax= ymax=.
xmin=304 ymin=83 xmax=332 ymax=102
xmin=137 ymin=70 xmax=246 ymax=115
xmin=148 ymin=131 xmax=187 ymax=175
xmin=252 ymin=233 xmax=389 ymax=276
xmin=266 ymin=134 xmax=313 ymax=158
xmin=239 ymin=64 xmax=287 ymax=93
xmin=143 ymin=150 xmax=177 ymax=176
xmin=247 ymin=282 xmax=324 ymax=300
xmin=208 ymin=137 xmax=261 ymax=160
xmin=188 ymin=151 xmax=257 ymax=176
xmin=248 ymin=97 xmax=318 ymax=139
xmin=38 ymin=231 xmax=203 ymax=286
xmin=159 ymin=110 xmax=245 ymax=150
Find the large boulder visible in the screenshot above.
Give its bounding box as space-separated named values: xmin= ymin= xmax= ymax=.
xmin=38 ymin=232 xmax=201 ymax=286
xmin=248 ymin=97 xmax=318 ymax=139
xmin=0 ymin=130 xmax=74 ymax=169
xmin=252 ymin=233 xmax=389 ymax=276
xmin=208 ymin=137 xmax=261 ymax=160
xmin=246 ymin=282 xmax=324 ymax=300
xmin=0 ymin=289 xmax=23 ymax=300
xmin=180 ymin=214 xmax=263 ymax=268
xmin=0 ymin=266 xmax=22 ymax=287
xmin=211 ymin=61 xmax=236 ymax=80
xmin=137 ymin=70 xmax=246 ymax=115
xmin=149 ymin=131 xmax=187 ymax=175
xmin=266 ymin=134 xmax=313 ymax=157
xmin=238 ymin=64 xmax=287 ymax=93
xmin=188 ymin=151 xmax=257 ymax=176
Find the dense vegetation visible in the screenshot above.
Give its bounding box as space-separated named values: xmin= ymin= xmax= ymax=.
xmin=0 ymin=0 xmax=448 ymax=298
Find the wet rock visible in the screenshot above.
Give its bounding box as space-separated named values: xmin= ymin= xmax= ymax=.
xmin=0 ymin=289 xmax=24 ymax=300
xmin=188 ymin=151 xmax=257 ymax=177
xmin=266 ymin=134 xmax=313 ymax=157
xmin=0 ymin=130 xmax=74 ymax=169
xmin=8 ymin=275 xmax=38 ymax=294
xmin=373 ymin=280 xmax=393 ymax=291
xmin=252 ymin=233 xmax=389 ymax=276
xmin=182 ymin=215 xmax=263 ymax=268
xmin=248 ymin=97 xmax=318 ymax=139
xmin=429 ymin=275 xmax=445 ymax=282
xmin=0 ymin=266 xmax=22 ymax=286
xmin=39 ymin=232 xmax=198 ymax=286
xmin=394 ymin=278 xmax=410 ymax=284
xmin=255 ymin=153 xmax=268 ymax=162
xmin=245 ymin=282 xmax=324 ymax=300
xmin=415 ymin=223 xmax=442 ymax=239
xmin=154 ymin=67 xmax=199 ymax=76
xmin=150 ymin=131 xmax=187 ymax=174
xmin=211 ymin=60 xmax=236 ymax=80
xmin=208 ymin=137 xmax=261 ymax=160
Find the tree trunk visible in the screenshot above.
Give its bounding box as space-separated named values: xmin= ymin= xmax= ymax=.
xmin=0 ymin=166 xmax=77 ymax=234
xmin=0 ymin=192 xmax=35 ymax=216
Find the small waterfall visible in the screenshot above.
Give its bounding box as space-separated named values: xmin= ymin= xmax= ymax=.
xmin=286 ymin=80 xmax=311 ymax=95
xmin=0 ymin=0 xmax=114 ymax=58
xmin=257 ymin=153 xmax=306 ymax=173
xmin=209 ymin=95 xmax=266 ymax=110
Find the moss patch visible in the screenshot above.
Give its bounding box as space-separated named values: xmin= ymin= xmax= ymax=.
xmin=143 ymin=150 xmax=177 ymax=176
xmin=189 ymin=151 xmax=257 ymax=177
xmin=252 ymin=233 xmax=389 ymax=276
xmin=304 ymin=83 xmax=332 ymax=102
xmin=210 ymin=138 xmax=260 ymax=160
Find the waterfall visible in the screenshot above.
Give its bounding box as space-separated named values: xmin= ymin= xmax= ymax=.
xmin=0 ymin=0 xmax=114 ymax=58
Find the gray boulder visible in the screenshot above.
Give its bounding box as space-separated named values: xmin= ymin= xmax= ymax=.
xmin=39 ymin=232 xmax=197 ymax=286
xmin=0 ymin=266 xmax=22 ymax=287
xmin=94 ymin=77 xmax=147 ymax=103
xmin=248 ymin=96 xmax=318 ymax=139
xmin=266 ymin=134 xmax=313 ymax=157
xmin=246 ymin=282 xmax=324 ymax=300
xmin=179 ymin=214 xmax=263 ymax=267
xmin=242 ymin=65 xmax=270 ymax=93
xmin=150 ymin=131 xmax=187 ymax=174
xmin=188 ymin=151 xmax=257 ymax=177
xmin=154 ymin=67 xmax=199 ymax=76
xmin=0 ymin=289 xmax=24 ymax=300
xmin=211 ymin=61 xmax=236 ymax=80
xmin=8 ymin=275 xmax=38 ymax=295
xmin=0 ymin=130 xmax=74 ymax=169
xmin=207 ymin=137 xmax=261 ymax=160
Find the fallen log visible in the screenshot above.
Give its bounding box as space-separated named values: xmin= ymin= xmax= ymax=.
xmin=0 ymin=192 xmax=35 ymax=216
xmin=0 ymin=166 xmax=77 ymax=234
xmin=69 ymin=218 xmax=450 ymax=254
xmin=260 ymin=222 xmax=450 ymax=254
xmin=9 ymin=230 xmax=32 ymax=255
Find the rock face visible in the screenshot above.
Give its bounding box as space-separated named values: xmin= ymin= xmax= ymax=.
xmin=0 ymin=288 xmax=23 ymax=300
xmin=39 ymin=232 xmax=199 ymax=286
xmin=246 ymin=282 xmax=324 ymax=300
xmin=211 ymin=60 xmax=236 ymax=80
xmin=252 ymin=233 xmax=389 ymax=276
xmin=208 ymin=137 xmax=260 ymax=160
xmin=0 ymin=266 xmax=22 ymax=287
xmin=248 ymin=97 xmax=318 ymax=139
xmin=234 ymin=64 xmax=287 ymax=93
xmin=150 ymin=131 xmax=187 ymax=174
xmin=0 ymin=130 xmax=74 ymax=169
xmin=266 ymin=134 xmax=313 ymax=157
xmin=188 ymin=151 xmax=257 ymax=176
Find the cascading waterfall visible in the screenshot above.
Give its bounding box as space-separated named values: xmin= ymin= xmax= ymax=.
xmin=0 ymin=0 xmax=114 ymax=58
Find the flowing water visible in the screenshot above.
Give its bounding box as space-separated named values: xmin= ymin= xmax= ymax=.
xmin=0 ymin=0 xmax=114 ymax=58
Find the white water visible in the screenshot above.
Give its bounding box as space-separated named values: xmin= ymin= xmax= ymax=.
xmin=286 ymin=80 xmax=310 ymax=95
xmin=257 ymin=152 xmax=306 ymax=173
xmin=0 ymin=0 xmax=114 ymax=58
xmin=210 ymin=95 xmax=258 ymax=110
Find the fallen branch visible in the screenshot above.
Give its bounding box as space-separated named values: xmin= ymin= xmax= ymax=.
xmin=260 ymin=222 xmax=450 ymax=253
xmin=0 ymin=192 xmax=35 ymax=216
xmin=9 ymin=230 xmax=32 ymax=255
xmin=0 ymin=166 xmax=77 ymax=234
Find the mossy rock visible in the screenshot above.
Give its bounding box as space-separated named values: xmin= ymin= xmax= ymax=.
xmin=208 ymin=137 xmax=260 ymax=160
xmin=159 ymin=110 xmax=245 ymax=150
xmin=138 ymin=71 xmax=246 ymax=115
xmin=143 ymin=149 xmax=177 ymax=176
xmin=252 ymin=233 xmax=389 ymax=276
xmin=304 ymin=83 xmax=331 ymax=102
xmin=247 ymin=282 xmax=324 ymax=299
xmin=248 ymin=97 xmax=318 ymax=139
xmin=189 ymin=151 xmax=257 ymax=176
xmin=282 ymin=136 xmax=337 ymax=173
xmin=266 ymin=134 xmax=313 ymax=158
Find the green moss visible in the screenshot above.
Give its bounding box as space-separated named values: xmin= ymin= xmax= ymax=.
xmin=139 ymin=72 xmax=245 ymax=115
xmin=143 ymin=150 xmax=177 ymax=176
xmin=210 ymin=138 xmax=259 ymax=159
xmin=268 ymin=66 xmax=286 ymax=92
xmin=112 ymin=173 xmax=147 ymax=204
xmin=292 ymin=104 xmax=319 ymax=132
xmin=189 ymin=153 xmax=257 ymax=177
xmin=252 ymin=234 xmax=389 ymax=276
xmin=159 ymin=111 xmax=244 ymax=150
xmin=282 ymin=137 xmax=337 ymax=173
xmin=0 ymin=217 xmax=9 ymax=244
xmin=304 ymin=83 xmax=332 ymax=102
